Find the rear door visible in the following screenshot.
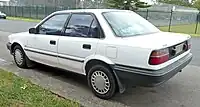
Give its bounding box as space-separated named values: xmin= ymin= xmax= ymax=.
xmin=57 ymin=13 xmax=102 ymax=74
xmin=25 ymin=13 xmax=70 ymax=67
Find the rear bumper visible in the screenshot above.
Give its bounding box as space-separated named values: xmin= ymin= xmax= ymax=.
xmin=0 ymin=15 xmax=6 ymax=19
xmin=114 ymin=53 xmax=192 ymax=87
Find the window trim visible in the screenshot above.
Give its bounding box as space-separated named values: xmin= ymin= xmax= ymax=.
xmin=35 ymin=13 xmax=71 ymax=36
xmin=62 ymin=12 xmax=105 ymax=39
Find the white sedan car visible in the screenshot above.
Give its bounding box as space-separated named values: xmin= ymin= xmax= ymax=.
xmin=7 ymin=9 xmax=192 ymax=99
xmin=0 ymin=11 xmax=6 ymax=19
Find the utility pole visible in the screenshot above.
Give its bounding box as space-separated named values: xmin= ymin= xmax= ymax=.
xmin=54 ymin=0 xmax=56 ymax=7
xmin=81 ymin=0 xmax=84 ymax=8
xmin=97 ymin=0 xmax=100 ymax=9
xmin=75 ymin=0 xmax=77 ymax=8
xmin=32 ymin=0 xmax=34 ymax=6
xmin=45 ymin=0 xmax=47 ymax=6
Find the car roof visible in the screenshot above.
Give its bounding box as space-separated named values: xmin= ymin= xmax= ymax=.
xmin=54 ymin=9 xmax=131 ymax=14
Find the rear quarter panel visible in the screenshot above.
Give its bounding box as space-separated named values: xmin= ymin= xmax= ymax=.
xmin=96 ymin=38 xmax=191 ymax=71
xmin=115 ymin=45 xmax=152 ymax=69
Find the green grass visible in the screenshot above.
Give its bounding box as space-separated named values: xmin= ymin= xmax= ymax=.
xmin=0 ymin=69 xmax=80 ymax=107
xmin=7 ymin=17 xmax=41 ymax=22
xmin=159 ymin=24 xmax=200 ymax=37
xmin=189 ymin=34 xmax=200 ymax=37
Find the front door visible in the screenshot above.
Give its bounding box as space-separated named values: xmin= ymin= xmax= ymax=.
xmin=25 ymin=13 xmax=70 ymax=67
xmin=57 ymin=13 xmax=102 ymax=74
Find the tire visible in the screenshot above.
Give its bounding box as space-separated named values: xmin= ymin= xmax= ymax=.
xmin=13 ymin=45 xmax=27 ymax=68
xmin=87 ymin=64 xmax=117 ymax=100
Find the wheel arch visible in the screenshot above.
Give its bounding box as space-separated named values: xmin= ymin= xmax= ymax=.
xmin=11 ymin=42 xmax=24 ymax=54
xmin=83 ymin=55 xmax=114 ymax=75
xmin=83 ymin=55 xmax=125 ymax=93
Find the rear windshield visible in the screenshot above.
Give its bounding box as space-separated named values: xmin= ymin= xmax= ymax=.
xmin=102 ymin=11 xmax=160 ymax=37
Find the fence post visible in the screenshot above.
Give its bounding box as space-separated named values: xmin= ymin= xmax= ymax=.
xmin=44 ymin=6 xmax=47 ymax=17
xmin=36 ymin=6 xmax=38 ymax=19
xmin=15 ymin=6 xmax=17 ymax=17
xmin=3 ymin=5 xmax=5 ymax=12
xmin=146 ymin=9 xmax=149 ymax=20
xmin=168 ymin=9 xmax=173 ymax=32
xmin=30 ymin=6 xmax=32 ymax=18
xmin=195 ymin=12 xmax=200 ymax=34
xmin=9 ymin=6 xmax=11 ymax=16
xmin=4 ymin=6 xmax=7 ymax=14
xmin=54 ymin=6 xmax=56 ymax=12
xmin=21 ymin=6 xmax=23 ymax=17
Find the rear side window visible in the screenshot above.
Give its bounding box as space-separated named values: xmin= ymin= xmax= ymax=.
xmin=88 ymin=20 xmax=99 ymax=38
xmin=103 ymin=11 xmax=160 ymax=37
xmin=64 ymin=14 xmax=99 ymax=38
xmin=38 ymin=14 xmax=69 ymax=35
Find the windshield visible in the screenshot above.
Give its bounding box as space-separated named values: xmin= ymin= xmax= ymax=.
xmin=102 ymin=11 xmax=160 ymax=37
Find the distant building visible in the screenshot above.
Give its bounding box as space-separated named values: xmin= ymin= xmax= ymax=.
xmin=139 ymin=2 xmax=198 ymax=12
xmin=8 ymin=0 xmax=76 ymax=8
xmin=0 ymin=0 xmax=9 ymax=6
xmin=6 ymin=0 xmax=104 ymax=9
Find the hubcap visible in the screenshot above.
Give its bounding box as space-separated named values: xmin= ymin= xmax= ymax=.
xmin=15 ymin=49 xmax=23 ymax=65
xmin=91 ymin=71 xmax=110 ymax=94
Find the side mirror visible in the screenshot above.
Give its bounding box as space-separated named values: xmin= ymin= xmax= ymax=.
xmin=29 ymin=28 xmax=37 ymax=34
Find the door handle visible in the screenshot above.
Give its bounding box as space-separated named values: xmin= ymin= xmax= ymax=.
xmin=83 ymin=44 xmax=91 ymax=50
xmin=50 ymin=40 xmax=56 ymax=45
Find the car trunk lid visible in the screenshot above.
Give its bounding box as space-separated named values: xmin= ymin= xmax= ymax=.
xmin=121 ymin=31 xmax=191 ymax=50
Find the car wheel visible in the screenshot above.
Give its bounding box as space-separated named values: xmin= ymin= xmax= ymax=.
xmin=87 ymin=64 xmax=117 ymax=99
xmin=13 ymin=45 xmax=27 ymax=68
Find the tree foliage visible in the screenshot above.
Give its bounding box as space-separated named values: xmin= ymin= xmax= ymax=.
xmin=105 ymin=0 xmax=152 ymax=10
xmin=158 ymin=0 xmax=192 ymax=7
xmin=159 ymin=0 xmax=200 ymax=11
xmin=193 ymin=0 xmax=200 ymax=10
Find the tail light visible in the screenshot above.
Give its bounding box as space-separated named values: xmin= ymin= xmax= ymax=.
xmin=183 ymin=39 xmax=191 ymax=51
xmin=149 ymin=48 xmax=169 ymax=65
xmin=187 ymin=39 xmax=191 ymax=50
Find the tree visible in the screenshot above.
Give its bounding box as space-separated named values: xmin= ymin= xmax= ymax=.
xmin=193 ymin=0 xmax=200 ymax=10
xmin=105 ymin=0 xmax=151 ymax=10
xmin=158 ymin=0 xmax=193 ymax=7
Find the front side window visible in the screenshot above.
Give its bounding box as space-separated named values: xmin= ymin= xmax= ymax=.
xmin=103 ymin=11 xmax=160 ymax=37
xmin=38 ymin=14 xmax=69 ymax=35
xmin=64 ymin=14 xmax=98 ymax=38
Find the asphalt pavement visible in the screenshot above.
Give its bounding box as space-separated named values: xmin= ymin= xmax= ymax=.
xmin=0 ymin=19 xmax=37 ymax=33
xmin=0 ymin=19 xmax=200 ymax=107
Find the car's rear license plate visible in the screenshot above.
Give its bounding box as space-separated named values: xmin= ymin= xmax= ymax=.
xmin=176 ymin=43 xmax=184 ymax=54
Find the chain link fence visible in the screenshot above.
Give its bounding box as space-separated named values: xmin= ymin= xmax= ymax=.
xmin=136 ymin=10 xmax=200 ymax=34
xmin=0 ymin=6 xmax=71 ymax=19
xmin=0 ymin=5 xmax=199 ymax=34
